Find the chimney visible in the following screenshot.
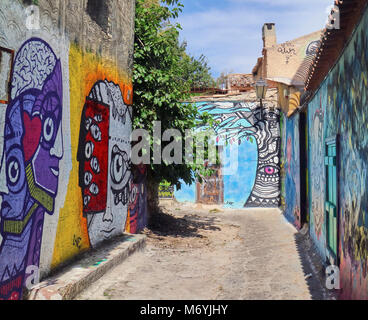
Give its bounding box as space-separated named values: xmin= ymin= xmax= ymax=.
xmin=262 ymin=23 xmax=276 ymax=48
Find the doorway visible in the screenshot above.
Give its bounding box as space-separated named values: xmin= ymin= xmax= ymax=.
xmin=325 ymin=136 xmax=339 ymax=261
xmin=299 ymin=110 xmax=308 ymax=226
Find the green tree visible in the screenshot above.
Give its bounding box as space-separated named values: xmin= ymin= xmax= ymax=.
xmin=133 ymin=0 xmax=217 ymax=217
xmin=178 ymin=42 xmax=216 ymax=90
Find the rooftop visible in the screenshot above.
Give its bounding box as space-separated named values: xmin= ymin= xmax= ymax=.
xmin=305 ymin=0 xmax=368 ymax=91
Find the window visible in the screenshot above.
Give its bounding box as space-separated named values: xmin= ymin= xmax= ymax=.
xmin=86 ymin=0 xmax=111 ymax=34
xmin=0 ymin=47 xmax=14 ymax=104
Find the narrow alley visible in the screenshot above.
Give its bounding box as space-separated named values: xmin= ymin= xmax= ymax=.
xmin=1 ymin=0 xmax=368 ymax=302
xmin=76 ymin=202 xmax=333 ymax=300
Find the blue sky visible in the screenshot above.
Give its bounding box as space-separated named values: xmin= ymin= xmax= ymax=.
xmin=176 ymin=0 xmax=334 ymax=78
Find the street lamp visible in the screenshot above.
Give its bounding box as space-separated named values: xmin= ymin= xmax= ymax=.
xmin=255 ymin=79 xmax=268 ymax=119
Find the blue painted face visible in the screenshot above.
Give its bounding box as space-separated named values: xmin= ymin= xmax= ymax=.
xmin=1 ymin=99 xmax=27 ymax=220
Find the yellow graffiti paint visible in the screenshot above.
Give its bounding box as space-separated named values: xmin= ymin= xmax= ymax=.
xmin=125 ymin=209 xmax=131 ymax=233
xmin=51 ymin=44 xmax=132 ymax=269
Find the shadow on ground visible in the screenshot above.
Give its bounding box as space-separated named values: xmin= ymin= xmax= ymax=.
xmin=147 ymin=210 xmax=221 ymax=238
xmin=294 ymin=227 xmax=337 ymax=300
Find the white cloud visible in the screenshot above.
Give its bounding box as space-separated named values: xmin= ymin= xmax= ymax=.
xmin=178 ymin=0 xmax=333 ymax=78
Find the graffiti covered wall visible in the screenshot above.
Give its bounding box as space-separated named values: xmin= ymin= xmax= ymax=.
xmin=175 ymin=100 xmax=281 ymax=208
xmin=281 ymin=113 xmax=301 ymax=229
xmin=0 ymin=38 xmax=64 ymax=300
xmin=126 ymin=164 xmax=147 ymax=234
xmin=158 ymin=181 xmax=174 ymax=199
xmin=308 ymin=6 xmax=368 ymax=299
xmin=0 ymin=0 xmax=145 ymax=300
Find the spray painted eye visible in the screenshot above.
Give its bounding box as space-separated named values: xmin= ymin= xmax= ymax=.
xmin=8 ymin=158 xmax=20 ymax=185
xmin=85 ymin=118 xmax=92 ymax=130
xmin=90 ymin=124 xmax=101 ymax=141
xmin=84 ymin=171 xmax=93 ymax=186
xmin=43 ymin=117 xmax=54 ymax=142
xmin=89 ymin=183 xmax=99 ymax=195
xmin=84 ymin=195 xmax=91 ymax=206
xmin=111 ymin=153 xmax=124 ymax=184
xmin=94 ymin=114 xmax=102 ymax=122
xmin=264 ymin=166 xmax=279 ymax=175
xmin=5 ymin=148 xmax=25 ymax=193
xmin=85 ymin=141 xmax=94 ymax=160
xmin=110 ymin=145 xmax=129 ymax=185
xmin=129 ymin=185 xmax=138 ymax=203
xmin=265 ymin=167 xmax=275 ymax=174
xmin=90 ymin=157 xmax=100 ymax=174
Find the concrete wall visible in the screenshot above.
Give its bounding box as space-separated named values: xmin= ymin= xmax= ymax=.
xmin=307 ymin=6 xmax=368 ymax=299
xmin=0 ymin=0 xmax=147 ymax=300
xmin=175 ymin=98 xmax=281 ymax=209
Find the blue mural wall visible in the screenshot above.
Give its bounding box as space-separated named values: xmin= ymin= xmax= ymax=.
xmin=175 ymin=180 xmax=196 ymax=203
xmin=308 ymin=6 xmax=368 ymax=299
xmin=223 ymin=141 xmax=257 ymax=208
xmin=282 ymin=113 xmax=301 ymax=229
xmin=175 ymin=101 xmax=280 ymax=209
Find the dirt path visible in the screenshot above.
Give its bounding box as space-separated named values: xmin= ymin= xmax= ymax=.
xmin=75 ymin=203 xmax=334 ymax=300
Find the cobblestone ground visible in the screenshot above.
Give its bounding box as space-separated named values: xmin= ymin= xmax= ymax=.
xmin=75 ymin=202 xmax=335 ymax=300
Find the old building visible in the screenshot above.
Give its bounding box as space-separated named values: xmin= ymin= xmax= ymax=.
xmin=226 ymin=73 xmax=254 ymax=94
xmin=252 ymin=23 xmax=322 ymax=229
xmin=0 ymin=0 xmax=147 ymax=300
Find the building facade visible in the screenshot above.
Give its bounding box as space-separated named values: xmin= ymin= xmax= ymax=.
xmin=305 ymin=0 xmax=368 ymax=299
xmin=252 ymin=23 xmax=321 ymax=229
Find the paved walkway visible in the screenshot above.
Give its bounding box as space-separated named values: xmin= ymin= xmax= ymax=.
xmin=75 ymin=205 xmax=331 ymax=300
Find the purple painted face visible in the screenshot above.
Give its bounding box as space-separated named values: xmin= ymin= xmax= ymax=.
xmin=31 ymin=66 xmax=63 ymax=195
xmin=0 ymin=59 xmax=63 ymax=219
xmin=0 ymin=38 xmax=63 ymax=301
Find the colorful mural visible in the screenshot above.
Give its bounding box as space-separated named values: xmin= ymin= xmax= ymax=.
xmin=51 ymin=45 xmax=138 ymax=269
xmin=308 ymin=6 xmax=368 ymax=299
xmin=199 ymin=102 xmax=280 ymax=208
xmin=283 ymin=113 xmax=301 ymax=229
xmin=0 ymin=38 xmax=63 ymax=300
xmin=309 ymin=102 xmax=325 ymax=240
xmin=127 ymin=164 xmax=147 ymax=234
xmin=0 ymin=0 xmax=143 ymax=299
xmin=77 ymin=80 xmax=133 ymax=247
xmin=175 ymin=101 xmax=280 ymax=208
xmin=158 ymin=181 xmax=174 ymax=199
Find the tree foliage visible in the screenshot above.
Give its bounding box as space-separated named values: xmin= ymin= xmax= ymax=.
xmin=178 ymin=42 xmax=216 ymax=89
xmin=133 ymin=0 xmax=217 ymax=189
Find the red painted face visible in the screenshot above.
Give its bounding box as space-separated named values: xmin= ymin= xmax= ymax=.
xmin=79 ymin=99 xmax=109 ymax=214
